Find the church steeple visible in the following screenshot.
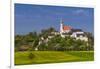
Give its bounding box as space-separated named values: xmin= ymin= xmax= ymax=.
xmin=60 ymin=18 xmax=64 ymax=24
xmin=60 ymin=19 xmax=64 ymax=34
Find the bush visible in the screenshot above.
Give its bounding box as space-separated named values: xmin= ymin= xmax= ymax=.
xmin=28 ymin=53 xmax=35 ymax=60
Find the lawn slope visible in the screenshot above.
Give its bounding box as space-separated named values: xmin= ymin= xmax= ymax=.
xmin=15 ymin=51 xmax=94 ymax=65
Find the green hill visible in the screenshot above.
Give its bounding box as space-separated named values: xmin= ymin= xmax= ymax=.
xmin=15 ymin=51 xmax=94 ymax=65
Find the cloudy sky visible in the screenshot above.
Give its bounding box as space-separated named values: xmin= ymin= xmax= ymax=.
xmin=15 ymin=3 xmax=94 ymax=35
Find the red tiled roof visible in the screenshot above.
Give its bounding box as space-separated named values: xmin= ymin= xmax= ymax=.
xmin=63 ymin=26 xmax=72 ymax=31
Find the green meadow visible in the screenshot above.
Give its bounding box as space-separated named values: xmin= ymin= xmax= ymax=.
xmin=15 ymin=51 xmax=94 ymax=65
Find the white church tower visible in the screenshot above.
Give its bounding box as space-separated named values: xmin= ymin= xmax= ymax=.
xmin=60 ymin=19 xmax=63 ymax=34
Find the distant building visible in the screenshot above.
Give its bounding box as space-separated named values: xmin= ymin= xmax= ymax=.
xmin=39 ymin=19 xmax=88 ymax=42
xmin=60 ymin=19 xmax=88 ymax=41
xmin=35 ymin=19 xmax=88 ymax=51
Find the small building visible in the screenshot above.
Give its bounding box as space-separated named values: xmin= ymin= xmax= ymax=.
xmin=35 ymin=19 xmax=89 ymax=51
xmin=60 ymin=19 xmax=88 ymax=41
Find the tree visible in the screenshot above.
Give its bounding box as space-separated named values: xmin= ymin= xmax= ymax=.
xmin=28 ymin=53 xmax=35 ymax=60
xmin=15 ymin=35 xmax=24 ymax=51
xmin=15 ymin=31 xmax=38 ymax=51
xmin=32 ymin=38 xmax=39 ymax=50
xmin=85 ymin=32 xmax=94 ymax=50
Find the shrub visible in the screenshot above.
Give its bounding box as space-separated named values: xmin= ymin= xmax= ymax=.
xmin=28 ymin=53 xmax=35 ymax=60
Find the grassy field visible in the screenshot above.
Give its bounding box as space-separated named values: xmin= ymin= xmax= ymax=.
xmin=15 ymin=51 xmax=94 ymax=65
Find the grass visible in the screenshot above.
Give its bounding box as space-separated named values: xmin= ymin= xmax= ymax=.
xmin=15 ymin=51 xmax=94 ymax=65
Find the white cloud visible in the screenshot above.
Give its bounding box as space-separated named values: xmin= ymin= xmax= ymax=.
xmin=76 ymin=9 xmax=84 ymax=13
xmin=73 ymin=9 xmax=86 ymax=15
xmin=72 ymin=9 xmax=91 ymax=17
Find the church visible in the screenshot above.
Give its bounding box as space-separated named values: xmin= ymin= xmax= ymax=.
xmin=35 ymin=19 xmax=88 ymax=51
xmin=60 ymin=19 xmax=88 ymax=41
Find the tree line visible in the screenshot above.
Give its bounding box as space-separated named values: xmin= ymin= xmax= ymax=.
xmin=15 ymin=27 xmax=94 ymax=51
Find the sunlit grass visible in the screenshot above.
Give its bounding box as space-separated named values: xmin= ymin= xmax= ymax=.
xmin=15 ymin=51 xmax=94 ymax=65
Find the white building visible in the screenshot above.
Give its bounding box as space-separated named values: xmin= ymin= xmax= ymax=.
xmin=60 ymin=19 xmax=88 ymax=41
xmin=35 ymin=19 xmax=88 ymax=51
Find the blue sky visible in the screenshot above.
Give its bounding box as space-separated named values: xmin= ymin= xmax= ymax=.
xmin=15 ymin=3 xmax=94 ymax=35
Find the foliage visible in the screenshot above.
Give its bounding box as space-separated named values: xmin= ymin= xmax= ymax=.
xmin=28 ymin=53 xmax=35 ymax=60
xmin=15 ymin=27 xmax=94 ymax=51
